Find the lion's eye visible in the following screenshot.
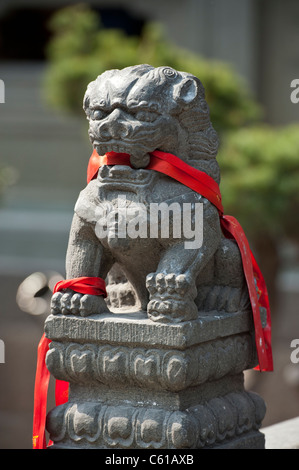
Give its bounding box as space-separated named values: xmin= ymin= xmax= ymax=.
xmin=92 ymin=109 xmax=106 ymax=120
xmin=135 ymin=110 xmax=158 ymax=122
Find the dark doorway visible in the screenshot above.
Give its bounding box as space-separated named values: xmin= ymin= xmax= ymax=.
xmin=0 ymin=5 xmax=146 ymax=61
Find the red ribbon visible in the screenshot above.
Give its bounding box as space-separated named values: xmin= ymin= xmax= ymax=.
xmin=87 ymin=150 xmax=223 ymax=213
xmin=32 ymin=276 xmax=106 ymax=449
xmin=53 ymin=276 xmax=107 ymax=297
xmin=32 ymin=333 xmax=52 ymax=449
xmin=221 ymin=216 xmax=273 ymax=371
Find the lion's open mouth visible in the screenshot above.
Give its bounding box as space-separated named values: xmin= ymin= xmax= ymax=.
xmin=93 ymin=140 xmax=153 ymax=169
xmin=97 ymin=164 xmax=153 ymax=185
xmin=94 ymin=141 xmax=132 ymax=155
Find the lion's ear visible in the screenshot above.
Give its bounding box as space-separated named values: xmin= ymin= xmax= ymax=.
xmin=173 ymin=78 xmax=198 ymax=105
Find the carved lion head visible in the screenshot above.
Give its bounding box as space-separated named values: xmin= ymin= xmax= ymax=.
xmin=83 ymin=65 xmax=220 ymax=181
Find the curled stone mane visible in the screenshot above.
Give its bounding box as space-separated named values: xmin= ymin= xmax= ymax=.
xmin=171 ymin=71 xmax=220 ymax=183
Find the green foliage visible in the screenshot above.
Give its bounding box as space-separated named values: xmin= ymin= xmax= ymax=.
xmin=44 ymin=5 xmax=141 ymax=113
xmin=46 ymin=4 xmax=99 ymax=61
xmin=218 ymin=124 xmax=299 ymax=240
xmin=43 ymin=4 xmax=261 ymax=133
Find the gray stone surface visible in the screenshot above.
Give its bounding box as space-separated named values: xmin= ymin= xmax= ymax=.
xmin=45 ymin=65 xmax=266 ymax=449
xmin=45 ymin=313 xmax=257 ymax=393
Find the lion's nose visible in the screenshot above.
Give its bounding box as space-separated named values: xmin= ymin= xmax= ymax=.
xmin=98 ymin=109 xmax=131 ymax=140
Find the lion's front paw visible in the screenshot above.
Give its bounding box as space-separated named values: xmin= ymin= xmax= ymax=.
xmin=51 ymin=288 xmax=109 ymax=317
xmin=146 ymin=273 xmax=198 ymax=323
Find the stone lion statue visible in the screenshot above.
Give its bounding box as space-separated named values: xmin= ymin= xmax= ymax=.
xmin=51 ymin=64 xmax=249 ymax=323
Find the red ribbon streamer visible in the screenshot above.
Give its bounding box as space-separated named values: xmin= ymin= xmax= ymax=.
xmin=32 ymin=276 xmax=106 ymax=449
xmin=32 ymin=333 xmax=52 ymax=450
xmin=221 ymin=216 xmax=273 ymax=371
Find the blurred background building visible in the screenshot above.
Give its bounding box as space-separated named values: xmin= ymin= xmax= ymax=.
xmin=0 ymin=0 xmax=299 ymax=449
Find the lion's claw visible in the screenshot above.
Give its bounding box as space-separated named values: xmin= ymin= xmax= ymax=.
xmin=50 ymin=289 xmax=109 ymax=317
xmin=146 ymin=272 xmax=198 ymax=322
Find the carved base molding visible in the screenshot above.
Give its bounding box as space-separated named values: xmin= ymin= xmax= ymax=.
xmin=46 ymin=391 xmax=265 ymax=449
xmin=46 ymin=333 xmax=256 ymax=391
xmin=45 ymin=311 xmax=265 ymax=449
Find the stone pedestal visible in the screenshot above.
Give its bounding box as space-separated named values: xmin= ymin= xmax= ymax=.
xmin=45 ymin=309 xmax=266 ymax=449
